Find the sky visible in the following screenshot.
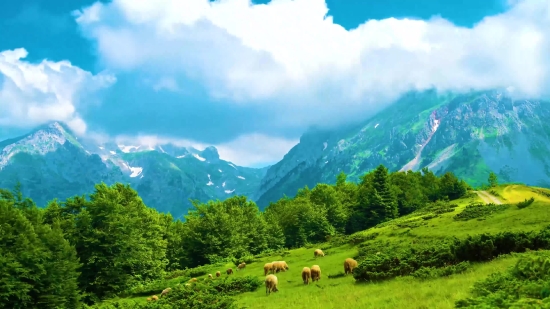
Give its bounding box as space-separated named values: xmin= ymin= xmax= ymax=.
xmin=0 ymin=0 xmax=548 ymax=167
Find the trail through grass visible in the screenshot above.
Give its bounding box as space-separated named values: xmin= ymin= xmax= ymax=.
xmin=475 ymin=190 xmax=503 ymax=204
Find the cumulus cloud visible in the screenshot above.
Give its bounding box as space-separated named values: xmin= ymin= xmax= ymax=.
xmin=0 ymin=48 xmax=115 ymax=135
xmin=74 ymin=0 xmax=550 ymax=130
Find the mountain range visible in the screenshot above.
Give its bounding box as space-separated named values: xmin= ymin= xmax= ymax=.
xmin=2 ymin=89 xmax=550 ymax=218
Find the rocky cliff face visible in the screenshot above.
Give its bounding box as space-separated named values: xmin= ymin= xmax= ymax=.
xmin=256 ymin=90 xmax=550 ymax=207
xmin=0 ymin=122 xmax=268 ymax=219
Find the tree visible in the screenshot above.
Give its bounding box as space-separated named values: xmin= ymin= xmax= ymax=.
xmin=488 ymin=172 xmax=499 ymax=188
xmin=0 ymin=196 xmax=81 ymax=309
xmin=310 ymin=184 xmax=348 ymax=233
xmin=67 ymin=183 xmax=168 ymax=301
xmin=372 ymin=165 xmax=399 ymax=220
xmin=389 ymin=171 xmax=427 ymax=215
xmin=439 ymin=172 xmax=468 ymax=200
xmin=182 ymin=196 xmax=270 ymax=266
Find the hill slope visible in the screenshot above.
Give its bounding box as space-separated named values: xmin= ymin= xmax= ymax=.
xmin=256 ymin=90 xmax=550 ymax=207
xmin=114 ymin=185 xmax=550 ymax=308
xmin=0 ymin=122 xmax=267 ymax=219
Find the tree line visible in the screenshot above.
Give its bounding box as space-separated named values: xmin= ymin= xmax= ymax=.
xmin=0 ymin=165 xmax=469 ymax=307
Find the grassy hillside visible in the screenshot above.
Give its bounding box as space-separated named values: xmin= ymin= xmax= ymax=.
xmin=102 ymin=184 xmax=550 ymax=308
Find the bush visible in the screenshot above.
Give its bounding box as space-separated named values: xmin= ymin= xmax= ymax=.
xmin=353 ymin=226 xmax=550 ymax=282
xmin=212 ymin=276 xmax=263 ymax=295
xmin=453 ymin=203 xmax=509 ymax=221
xmin=232 ymin=254 xmax=257 ymax=266
xmin=517 ymin=197 xmax=535 ymax=209
xmin=87 ymin=276 xmax=262 ymax=309
xmin=455 ymin=252 xmax=550 ymax=308
xmin=411 ymin=261 xmax=471 ymax=279
xmin=186 ymin=265 xmax=210 ymax=278
xmin=532 ymin=189 xmax=550 ymax=198
xmin=127 ymin=279 xmax=181 ymax=296
xmin=416 ymin=201 xmax=458 ymax=215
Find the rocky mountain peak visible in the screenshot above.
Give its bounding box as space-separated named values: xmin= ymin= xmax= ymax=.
xmin=200 ymin=146 xmax=220 ymax=162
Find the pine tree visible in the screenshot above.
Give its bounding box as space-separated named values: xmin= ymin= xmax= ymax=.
xmin=372 ymin=165 xmax=399 ymax=220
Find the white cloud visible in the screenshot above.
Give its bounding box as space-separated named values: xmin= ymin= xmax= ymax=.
xmin=0 ymin=48 xmax=115 ymax=134
xmin=74 ymin=0 xmax=550 ymax=129
xmin=111 ymin=132 xmax=297 ymax=166
xmin=215 ymin=133 xmax=298 ymax=166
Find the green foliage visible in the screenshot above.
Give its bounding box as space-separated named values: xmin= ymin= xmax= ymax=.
xmin=411 ymin=261 xmax=471 ymax=279
xmin=353 ymin=226 xmax=550 ymax=282
xmin=456 ymin=252 xmax=550 ymax=308
xmin=517 ymin=197 xmax=536 ymax=209
xmin=182 ymin=195 xmax=274 ymax=267
xmin=88 ymin=276 xmax=262 ymax=309
xmin=416 ymin=200 xmax=458 ymax=215
xmin=0 ymin=164 xmax=471 ymax=307
xmin=488 ymin=172 xmax=499 ymax=188
xmin=453 ymin=202 xmax=509 ymax=221
xmin=0 ymin=189 xmax=81 ymax=309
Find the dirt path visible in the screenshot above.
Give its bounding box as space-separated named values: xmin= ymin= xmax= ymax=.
xmin=475 ymin=190 xmax=503 ymax=205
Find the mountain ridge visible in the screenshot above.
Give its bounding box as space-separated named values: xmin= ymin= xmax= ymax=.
xmin=0 ymin=121 xmax=269 ymax=219
xmin=255 ymin=90 xmax=550 ymax=206
xmin=3 ymin=89 xmax=550 ymax=215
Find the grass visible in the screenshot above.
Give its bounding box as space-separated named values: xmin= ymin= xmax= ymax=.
xmin=104 ymin=184 xmax=550 ymax=308
xmin=236 ymin=254 xmax=521 ymax=309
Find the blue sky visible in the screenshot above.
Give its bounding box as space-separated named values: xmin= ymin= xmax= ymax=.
xmin=0 ymin=0 xmax=547 ymax=167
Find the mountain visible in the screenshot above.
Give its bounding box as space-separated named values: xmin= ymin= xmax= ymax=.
xmin=255 ymin=89 xmax=550 ymax=207
xmin=0 ymin=122 xmax=268 ymax=219
xmin=4 ymin=89 xmax=550 ymax=215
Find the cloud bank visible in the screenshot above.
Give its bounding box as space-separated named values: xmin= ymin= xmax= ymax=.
xmin=75 ymin=0 xmax=550 ymax=124
xmin=3 ymin=0 xmax=550 ymax=166
xmin=0 ymin=48 xmax=114 ymax=135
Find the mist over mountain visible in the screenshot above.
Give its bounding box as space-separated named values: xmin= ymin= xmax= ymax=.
xmin=2 ymin=89 xmax=550 ymax=217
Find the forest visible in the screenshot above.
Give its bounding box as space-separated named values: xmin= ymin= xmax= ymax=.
xmin=0 ymin=164 xmax=471 ymax=308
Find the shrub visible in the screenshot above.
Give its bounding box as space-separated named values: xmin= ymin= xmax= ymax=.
xmin=416 ymin=201 xmax=458 ymax=215
xmin=455 ymin=252 xmax=550 ymax=308
xmin=87 ymin=276 xmax=262 ymax=309
xmin=411 ymin=261 xmax=471 ymax=280
xmin=517 ymin=197 xmax=535 ymax=209
xmin=212 ymin=276 xmax=263 ymax=295
xmin=453 ymin=203 xmax=509 ymax=221
xmin=164 ymin=270 xmax=187 ymax=280
xmin=353 ymin=225 xmax=550 ymax=282
xmin=187 ymin=265 xmax=210 ymax=278
xmin=127 ymin=279 xmax=178 ymax=296
xmin=532 ymin=189 xmax=550 ymax=198
xmin=232 ymin=254 xmax=256 ymax=266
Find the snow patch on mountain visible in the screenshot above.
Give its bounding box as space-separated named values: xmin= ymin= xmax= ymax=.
xmin=206 ymin=174 xmax=213 ymax=186
xmin=118 ymin=145 xmax=138 ymax=153
xmin=193 ymin=153 xmax=206 ymax=161
xmin=129 ymin=166 xmax=143 ymax=177
xmin=237 ymin=176 xmax=245 ymax=180
xmin=225 ymin=189 xmax=235 ymax=194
